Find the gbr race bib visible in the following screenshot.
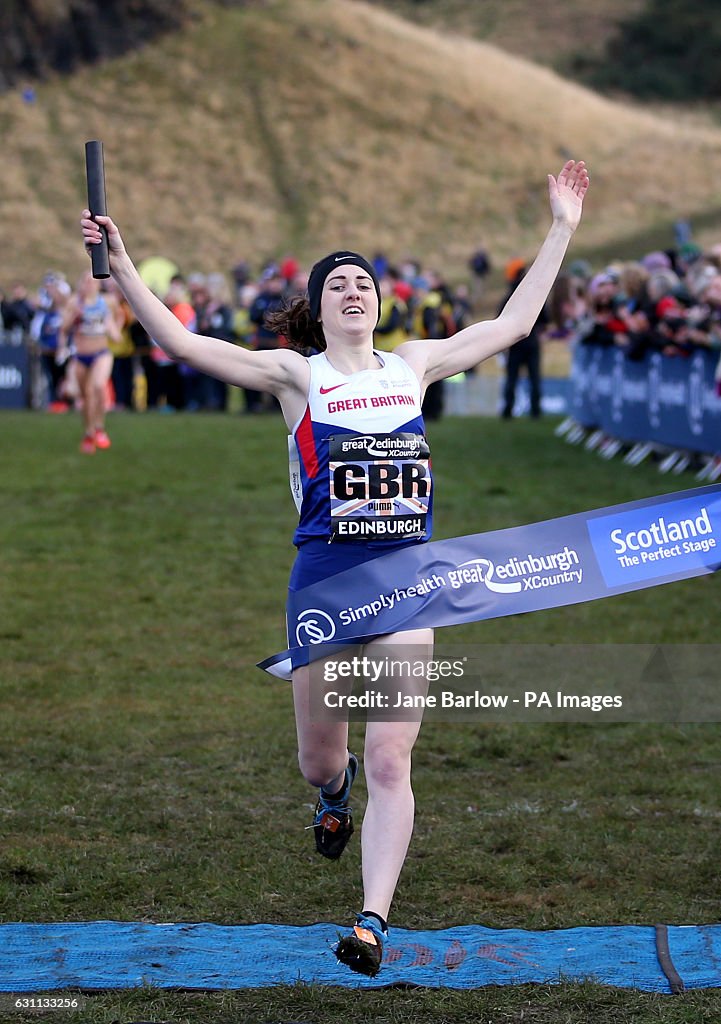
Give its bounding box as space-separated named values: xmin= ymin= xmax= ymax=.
xmin=328 ymin=432 xmax=431 ymax=542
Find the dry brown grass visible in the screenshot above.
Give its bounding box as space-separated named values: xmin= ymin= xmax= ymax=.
xmin=4 ymin=0 xmax=721 ymax=287
xmin=368 ymin=0 xmax=648 ymax=66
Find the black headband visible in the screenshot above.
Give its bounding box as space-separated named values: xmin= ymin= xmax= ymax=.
xmin=307 ymin=251 xmax=381 ymax=322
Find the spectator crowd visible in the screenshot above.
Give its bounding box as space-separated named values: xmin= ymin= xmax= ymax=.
xmin=3 ymin=229 xmax=721 ymax=421
xmin=564 ymin=243 xmax=721 ymax=374
xmin=0 ymin=252 xmax=477 ymax=421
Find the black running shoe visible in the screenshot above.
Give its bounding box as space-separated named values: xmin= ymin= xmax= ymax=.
xmin=335 ymin=917 xmax=385 ymax=977
xmin=312 ymin=753 xmax=358 ymax=860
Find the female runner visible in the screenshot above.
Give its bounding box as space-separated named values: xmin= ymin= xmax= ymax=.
xmin=81 ymin=159 xmax=588 ymax=975
xmin=59 ymin=270 xmax=120 ymax=452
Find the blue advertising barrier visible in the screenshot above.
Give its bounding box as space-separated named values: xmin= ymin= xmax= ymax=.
xmin=571 ymin=344 xmax=721 ymax=453
xmin=261 ymin=484 xmax=721 ymax=677
xmin=0 ymin=334 xmax=30 ymax=409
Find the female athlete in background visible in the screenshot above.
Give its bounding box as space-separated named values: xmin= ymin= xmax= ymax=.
xmin=59 ymin=270 xmax=120 ymax=453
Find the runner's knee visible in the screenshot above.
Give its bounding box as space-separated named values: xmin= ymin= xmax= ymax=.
xmin=364 ymin=742 xmax=411 ymax=792
xmin=297 ymin=748 xmax=348 ymax=789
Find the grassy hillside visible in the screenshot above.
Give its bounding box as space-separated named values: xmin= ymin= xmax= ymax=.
xmin=372 ymin=0 xmax=647 ymax=69
xmin=4 ymin=0 xmax=721 ymax=287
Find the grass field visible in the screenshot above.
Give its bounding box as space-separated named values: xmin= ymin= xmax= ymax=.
xmin=1 ymin=409 xmax=721 ymax=1023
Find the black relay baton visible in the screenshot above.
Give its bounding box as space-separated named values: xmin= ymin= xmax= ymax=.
xmin=85 ymin=140 xmax=110 ymax=279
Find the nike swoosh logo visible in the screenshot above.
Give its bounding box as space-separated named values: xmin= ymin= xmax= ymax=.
xmin=319 ymin=383 xmax=348 ymax=394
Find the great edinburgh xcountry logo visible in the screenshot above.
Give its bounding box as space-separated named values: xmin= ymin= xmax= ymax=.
xmin=452 ymin=548 xmax=583 ymax=593
xmin=295 ymin=608 xmax=336 ymax=645
xmin=336 ymin=434 xmax=426 ymax=459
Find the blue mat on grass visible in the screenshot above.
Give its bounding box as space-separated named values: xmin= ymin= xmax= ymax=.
xmin=1 ymin=921 xmax=719 ymax=993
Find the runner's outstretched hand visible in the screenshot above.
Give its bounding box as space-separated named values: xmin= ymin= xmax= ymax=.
xmin=547 ymin=160 xmax=589 ymax=233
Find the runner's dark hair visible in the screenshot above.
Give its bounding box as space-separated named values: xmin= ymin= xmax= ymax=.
xmin=265 ymin=295 xmax=326 ymax=352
